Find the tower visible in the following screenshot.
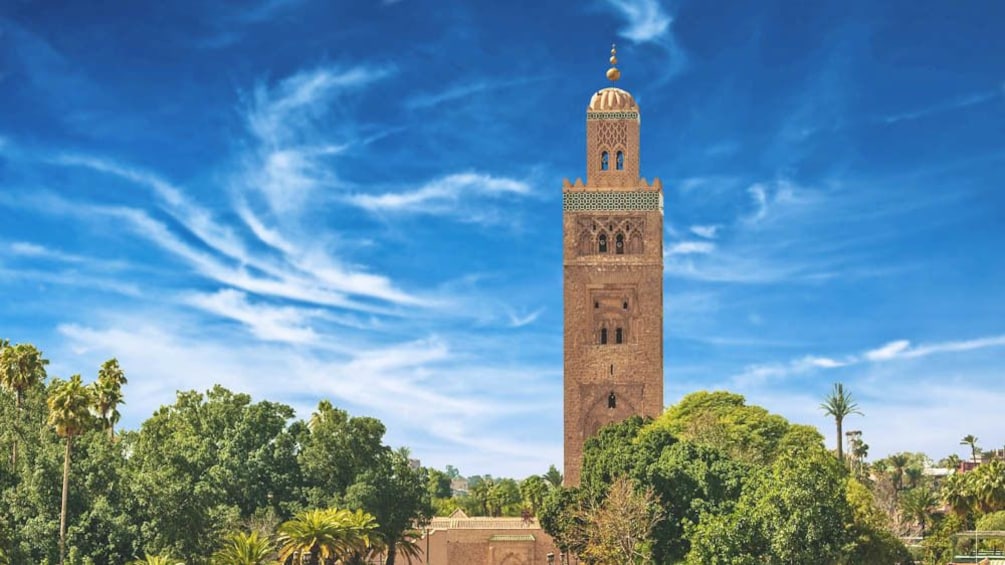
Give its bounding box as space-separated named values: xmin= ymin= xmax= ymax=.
xmin=562 ymin=46 xmax=664 ymax=486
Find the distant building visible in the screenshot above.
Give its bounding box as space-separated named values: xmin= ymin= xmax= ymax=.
xmin=449 ymin=477 xmax=469 ymax=497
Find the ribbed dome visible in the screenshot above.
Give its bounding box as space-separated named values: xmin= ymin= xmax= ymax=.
xmin=588 ymin=87 xmax=638 ymax=111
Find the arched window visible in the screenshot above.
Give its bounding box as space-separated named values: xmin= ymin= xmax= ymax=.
xmin=615 ymin=328 xmax=623 ymax=344
xmin=598 ymin=234 xmax=608 ymax=253
xmin=600 ymin=328 xmax=608 ymax=345
xmin=601 ymin=151 xmax=609 ymax=171
xmin=608 ymin=393 xmax=617 ymax=409
xmin=616 ymin=151 xmax=624 ymax=170
xmin=615 ymin=233 xmax=624 ymax=254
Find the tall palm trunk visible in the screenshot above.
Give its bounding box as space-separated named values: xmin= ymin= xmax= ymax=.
xmin=11 ymin=390 xmax=22 ymax=467
xmin=835 ymin=418 xmax=843 ymax=463
xmin=59 ymin=436 xmax=72 ymax=565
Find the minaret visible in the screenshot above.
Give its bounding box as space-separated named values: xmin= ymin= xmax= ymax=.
xmin=562 ymin=45 xmax=664 ymax=486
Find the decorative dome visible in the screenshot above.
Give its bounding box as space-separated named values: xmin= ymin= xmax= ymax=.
xmin=588 ymin=87 xmax=638 ymax=112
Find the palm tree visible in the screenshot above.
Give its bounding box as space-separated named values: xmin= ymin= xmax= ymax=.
xmin=899 ymin=487 xmax=938 ymax=536
xmin=942 ymin=453 xmax=963 ymax=471
xmin=941 ymin=471 xmax=975 ymax=517
xmin=889 ymin=453 xmax=910 ymax=492
xmin=543 ymin=465 xmax=563 ymax=488
xmin=905 ymin=465 xmax=924 ymax=490
xmin=128 ymin=554 xmax=185 ymax=565
xmin=974 ymin=460 xmax=1005 ymax=513
xmin=819 ymin=383 xmax=862 ymax=464
xmin=0 ymin=342 xmax=49 ymax=466
xmin=277 ymin=508 xmax=376 ymax=565
xmin=961 ymin=434 xmax=980 ymax=465
xmin=211 ymin=531 xmax=274 ymax=565
xmin=92 ymin=358 xmax=128 ymax=440
xmin=47 ymin=375 xmax=94 ymax=565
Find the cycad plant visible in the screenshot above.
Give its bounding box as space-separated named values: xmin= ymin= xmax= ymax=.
xmin=277 ymin=508 xmax=377 ymax=565
xmin=211 ymin=531 xmax=274 ymax=565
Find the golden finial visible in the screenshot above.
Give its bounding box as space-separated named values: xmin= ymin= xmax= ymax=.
xmin=606 ymin=43 xmax=621 ymax=82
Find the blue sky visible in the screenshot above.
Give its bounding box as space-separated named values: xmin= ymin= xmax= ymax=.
xmin=2 ymin=0 xmax=1004 ymax=477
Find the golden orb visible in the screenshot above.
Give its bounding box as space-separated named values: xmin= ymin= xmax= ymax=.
xmin=606 ymin=67 xmax=621 ymax=81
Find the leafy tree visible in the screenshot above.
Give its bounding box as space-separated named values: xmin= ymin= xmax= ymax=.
xmin=129 ymin=386 xmax=300 ymax=561
xmin=962 ymin=434 xmax=980 ymax=465
xmin=47 ymin=374 xmax=95 ymax=565
xmin=426 ymin=468 xmax=452 ymax=500
xmin=299 ymin=401 xmax=387 ymax=508
xmin=921 ymin=512 xmax=965 ymax=565
xmin=579 ymin=476 xmax=660 ymax=565
xmin=646 ymin=391 xmax=798 ymax=465
xmin=92 ymin=358 xmax=128 ymax=440
xmin=844 ymin=478 xmax=914 ymax=564
xmin=211 ymin=531 xmax=274 ymax=565
xmin=539 ymin=487 xmax=589 ymax=557
xmin=344 ymin=448 xmax=431 ymax=565
xmin=819 ymin=382 xmax=862 ymax=463
xmin=686 ymin=447 xmax=852 ymax=564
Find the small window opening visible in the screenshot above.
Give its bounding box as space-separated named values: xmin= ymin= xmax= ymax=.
xmin=600 ymin=328 xmax=608 ymax=345
xmin=615 ymin=328 xmax=623 ymax=344
xmin=610 ymin=364 xmax=614 ymax=375
xmin=615 ymin=233 xmax=625 ymax=254
xmin=594 ymin=301 xmax=599 ymax=309
xmin=598 ymin=234 xmax=608 ymax=253
xmin=623 ymin=301 xmax=628 ymax=310
xmin=608 ymin=393 xmax=617 ymax=409
xmin=601 ymin=151 xmax=609 ymax=171
xmin=616 ymin=151 xmax=624 ymax=170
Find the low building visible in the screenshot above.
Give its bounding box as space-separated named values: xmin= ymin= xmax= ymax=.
xmin=416 ymin=510 xmax=572 ymax=565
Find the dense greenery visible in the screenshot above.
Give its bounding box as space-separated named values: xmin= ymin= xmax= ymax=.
xmin=0 ymin=340 xmax=432 ymax=565
xmin=4 ymin=339 xmax=1003 ymax=565
xmin=540 ymin=392 xmax=913 ymax=564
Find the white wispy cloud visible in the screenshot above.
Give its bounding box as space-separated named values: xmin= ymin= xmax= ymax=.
xmin=241 ymin=64 xmax=395 ymax=216
xmin=347 ymin=172 xmax=532 ymax=222
xmin=667 ymin=241 xmax=715 ymax=255
xmin=507 ymin=307 xmax=544 ymax=328
xmin=405 ymin=77 xmax=546 ymax=110
xmin=864 ymin=339 xmax=910 ymax=361
xmin=184 ymin=289 xmax=321 ymax=345
xmin=7 ymin=190 xmax=424 ymax=312
xmin=689 ymin=224 xmax=719 ymax=238
xmin=733 ymin=333 xmax=1005 ymax=385
xmin=603 ymin=0 xmax=672 ymax=43
xmin=747 ymin=183 xmax=769 ymax=222
xmin=867 ymin=336 xmax=1005 ymax=361
xmin=883 ymin=90 xmax=1000 ymax=124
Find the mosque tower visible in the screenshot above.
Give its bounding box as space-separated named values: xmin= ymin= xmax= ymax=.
xmin=562 ymin=45 xmax=664 ymax=486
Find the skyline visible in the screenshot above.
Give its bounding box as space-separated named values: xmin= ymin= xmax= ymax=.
xmin=2 ymin=0 xmax=1004 ymax=477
